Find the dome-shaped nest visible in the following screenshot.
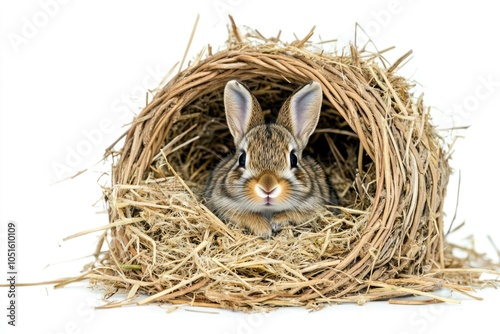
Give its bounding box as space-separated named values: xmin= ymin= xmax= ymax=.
xmin=90 ymin=23 xmax=463 ymax=311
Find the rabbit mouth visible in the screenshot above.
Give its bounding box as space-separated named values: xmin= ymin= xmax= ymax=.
xmin=261 ymin=197 xmax=289 ymax=210
xmin=260 ymin=192 xmax=279 ymax=207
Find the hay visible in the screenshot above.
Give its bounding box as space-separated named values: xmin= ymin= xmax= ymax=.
xmin=84 ymin=21 xmax=492 ymax=311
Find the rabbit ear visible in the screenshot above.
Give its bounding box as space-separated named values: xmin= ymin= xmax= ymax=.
xmin=277 ymin=81 xmax=323 ymax=148
xmin=224 ymin=80 xmax=264 ymax=145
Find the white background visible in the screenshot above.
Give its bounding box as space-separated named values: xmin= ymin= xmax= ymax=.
xmin=1 ymin=0 xmax=500 ymax=333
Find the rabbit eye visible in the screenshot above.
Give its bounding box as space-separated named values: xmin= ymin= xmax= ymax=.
xmin=238 ymin=150 xmax=246 ymax=168
xmin=290 ymin=150 xmax=298 ymax=168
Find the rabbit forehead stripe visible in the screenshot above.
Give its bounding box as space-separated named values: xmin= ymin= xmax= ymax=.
xmin=243 ymin=124 xmax=297 ymax=171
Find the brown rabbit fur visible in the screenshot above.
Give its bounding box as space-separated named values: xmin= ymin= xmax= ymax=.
xmin=205 ymin=80 xmax=338 ymax=238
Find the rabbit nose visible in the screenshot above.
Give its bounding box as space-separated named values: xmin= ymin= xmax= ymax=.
xmin=255 ymin=174 xmax=281 ymax=199
xmin=256 ymin=185 xmax=281 ymax=199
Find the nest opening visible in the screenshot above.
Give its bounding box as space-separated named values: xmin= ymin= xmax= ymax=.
xmin=89 ymin=25 xmax=471 ymax=311
xmin=154 ymin=78 xmax=365 ymax=206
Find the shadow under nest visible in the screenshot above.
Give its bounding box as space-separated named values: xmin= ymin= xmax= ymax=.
xmin=91 ymin=27 xmax=458 ymax=311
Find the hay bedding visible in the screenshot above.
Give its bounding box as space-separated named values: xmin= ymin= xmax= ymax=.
xmin=86 ymin=21 xmax=485 ymax=310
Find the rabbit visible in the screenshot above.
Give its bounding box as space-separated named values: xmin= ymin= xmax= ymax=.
xmin=204 ymin=80 xmax=338 ymax=238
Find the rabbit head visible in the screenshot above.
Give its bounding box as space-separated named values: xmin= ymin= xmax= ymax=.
xmin=205 ymin=80 xmax=335 ymax=237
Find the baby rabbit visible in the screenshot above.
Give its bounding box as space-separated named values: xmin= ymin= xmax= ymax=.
xmin=205 ymin=80 xmax=338 ymax=238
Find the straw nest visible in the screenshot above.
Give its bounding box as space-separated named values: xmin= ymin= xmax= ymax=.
xmin=87 ymin=21 xmax=479 ymax=311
